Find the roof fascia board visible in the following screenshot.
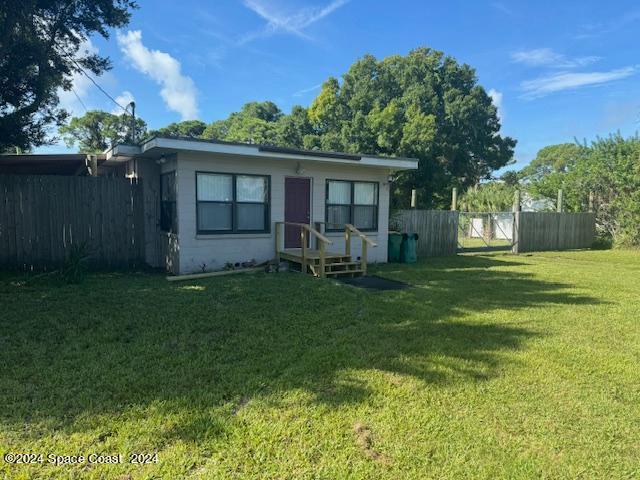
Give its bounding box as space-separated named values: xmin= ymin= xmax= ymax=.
xmin=143 ymin=137 xmax=418 ymax=170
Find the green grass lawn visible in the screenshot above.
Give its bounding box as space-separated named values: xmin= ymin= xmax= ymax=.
xmin=457 ymin=236 xmax=512 ymax=250
xmin=1 ymin=250 xmax=639 ymax=479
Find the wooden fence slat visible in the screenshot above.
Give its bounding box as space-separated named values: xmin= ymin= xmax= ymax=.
xmin=516 ymin=211 xmax=595 ymax=253
xmin=0 ymin=178 xmax=9 ymax=264
xmin=394 ymin=210 xmax=459 ymax=257
xmin=0 ymin=175 xmax=145 ymax=269
xmin=396 ymin=209 xmax=595 ymax=257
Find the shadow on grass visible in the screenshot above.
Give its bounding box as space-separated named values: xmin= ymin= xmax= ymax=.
xmin=0 ymin=254 xmax=601 ymax=443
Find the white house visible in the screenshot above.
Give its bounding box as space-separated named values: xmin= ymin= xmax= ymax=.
xmin=105 ymin=136 xmax=418 ymax=275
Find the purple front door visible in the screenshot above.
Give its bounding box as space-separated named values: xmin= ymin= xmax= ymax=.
xmin=284 ymin=177 xmax=311 ymax=248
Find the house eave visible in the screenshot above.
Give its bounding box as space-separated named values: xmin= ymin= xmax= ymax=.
xmin=107 ymin=136 xmax=419 ymax=171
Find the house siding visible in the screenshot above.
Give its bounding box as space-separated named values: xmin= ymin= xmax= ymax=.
xmin=174 ymin=151 xmax=391 ymax=274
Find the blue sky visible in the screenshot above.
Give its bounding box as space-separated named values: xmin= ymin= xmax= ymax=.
xmin=47 ymin=0 xmax=640 ymax=171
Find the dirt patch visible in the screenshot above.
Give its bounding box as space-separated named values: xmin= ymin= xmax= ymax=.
xmin=232 ymin=396 xmax=250 ymax=415
xmin=353 ymin=422 xmax=391 ymax=464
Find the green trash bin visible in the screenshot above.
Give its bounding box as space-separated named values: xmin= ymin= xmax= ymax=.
xmin=400 ymin=233 xmax=419 ymax=263
xmin=388 ymin=232 xmax=403 ymax=262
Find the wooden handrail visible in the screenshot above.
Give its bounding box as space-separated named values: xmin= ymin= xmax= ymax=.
xmin=275 ymin=222 xmax=378 ymax=278
xmin=345 ymin=224 xmax=378 ymax=247
xmin=276 ymin=222 xmax=333 ymax=245
xmin=315 ymin=221 xmax=378 ymax=247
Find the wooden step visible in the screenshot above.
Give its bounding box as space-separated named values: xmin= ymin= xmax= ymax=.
xmin=325 ymin=261 xmax=359 ymax=269
xmin=325 ymin=269 xmax=364 ymax=277
xmin=314 ymin=256 xmax=352 ymax=264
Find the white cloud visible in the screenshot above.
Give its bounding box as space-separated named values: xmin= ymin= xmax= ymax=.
xmin=490 ymin=2 xmax=517 ymax=17
xmin=511 ymin=48 xmax=601 ymax=69
xmin=574 ymin=9 xmax=640 ymax=39
xmin=520 ymin=67 xmax=638 ymax=99
xmin=117 ymin=30 xmax=198 ymax=120
xmin=240 ymin=0 xmax=349 ymax=44
xmin=57 ymin=38 xmax=98 ymax=116
xmin=293 ymin=83 xmax=322 ymax=97
xmin=488 ymin=88 xmax=504 ymax=121
xmin=112 ymin=91 xmax=135 ymax=114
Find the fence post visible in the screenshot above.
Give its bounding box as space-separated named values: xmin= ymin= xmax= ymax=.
xmin=512 ymin=190 xmax=521 ymax=254
xmin=557 ymin=189 xmax=564 ymax=213
xmin=411 ymin=189 xmax=417 ymax=209
xmin=86 ymin=154 xmax=98 ymax=176
xmin=588 ymin=191 xmax=594 ymax=213
xmin=451 ymin=187 xmax=458 ymax=211
xmin=512 ymin=211 xmax=520 ymax=254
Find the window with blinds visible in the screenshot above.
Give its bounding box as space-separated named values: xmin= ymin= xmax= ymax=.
xmin=196 ymin=172 xmax=270 ymax=234
xmin=326 ymin=180 xmax=378 ymax=231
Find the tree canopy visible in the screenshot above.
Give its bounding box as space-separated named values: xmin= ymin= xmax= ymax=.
xmin=302 ymin=49 xmax=516 ymax=207
xmin=59 ymin=47 xmax=514 ymax=208
xmin=154 ymin=49 xmax=514 ymax=208
xmin=153 ymin=120 xmax=207 ymax=138
xmin=60 ymin=110 xmax=146 ymax=153
xmin=459 ymin=182 xmax=517 ymax=212
xmin=519 ymin=143 xmax=586 ymax=207
xmin=519 ymin=135 xmax=640 ymax=246
xmin=0 ymin=0 xmax=137 ymax=151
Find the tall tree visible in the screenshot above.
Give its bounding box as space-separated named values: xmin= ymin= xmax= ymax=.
xmin=275 ymin=105 xmax=314 ymax=148
xmin=202 ymin=101 xmax=283 ymax=144
xmin=168 ymin=48 xmax=515 ymax=207
xmin=303 ymin=49 xmax=515 ymax=207
xmin=60 ymin=110 xmax=147 ymax=153
xmin=520 ymin=135 xmax=640 ymax=246
xmin=0 ymin=0 xmax=137 ymax=151
xmin=519 ymin=143 xmax=587 ymax=212
xmin=573 ymin=135 xmax=640 ymax=245
xmin=153 ymin=120 xmax=207 ymax=138
xmin=459 ymin=182 xmax=517 ymax=212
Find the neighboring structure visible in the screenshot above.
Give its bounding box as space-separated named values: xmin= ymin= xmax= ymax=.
xmin=102 ymin=136 xmax=418 ymax=275
xmin=0 ymin=153 xmax=107 ymax=176
xmin=521 ymin=192 xmax=555 ymax=213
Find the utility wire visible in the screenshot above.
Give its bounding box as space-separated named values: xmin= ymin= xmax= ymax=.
xmin=70 ymin=86 xmax=88 ymax=113
xmin=68 ymin=57 xmax=131 ymax=114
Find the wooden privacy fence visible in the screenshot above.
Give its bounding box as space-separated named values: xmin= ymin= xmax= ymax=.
xmin=0 ymin=175 xmax=145 ymax=269
xmin=514 ymin=212 xmax=595 ymax=253
xmin=393 ymin=210 xmax=459 ymax=256
xmin=392 ymin=209 xmax=595 ymax=257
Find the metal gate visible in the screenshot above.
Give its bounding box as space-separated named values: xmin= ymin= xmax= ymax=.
xmin=457 ymin=212 xmax=515 ymax=252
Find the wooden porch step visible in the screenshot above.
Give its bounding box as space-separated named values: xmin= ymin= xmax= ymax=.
xmin=325 ymin=269 xmax=364 ymax=277
xmin=325 ymin=261 xmax=360 ymax=269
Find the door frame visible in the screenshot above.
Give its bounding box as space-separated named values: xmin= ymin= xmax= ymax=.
xmin=284 ymin=176 xmax=313 ymax=248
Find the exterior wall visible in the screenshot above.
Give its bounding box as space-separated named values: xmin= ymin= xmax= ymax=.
xmin=174 ymin=151 xmax=391 ymax=274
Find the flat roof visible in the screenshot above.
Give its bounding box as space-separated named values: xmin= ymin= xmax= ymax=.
xmin=0 ymin=153 xmax=106 ymax=163
xmin=0 ymin=153 xmax=107 ymax=175
xmin=107 ymin=135 xmax=419 ymax=171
